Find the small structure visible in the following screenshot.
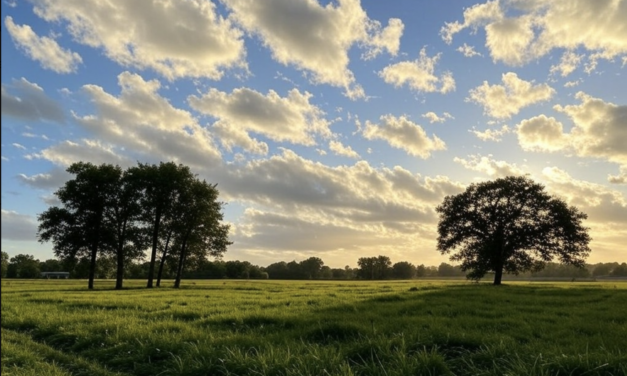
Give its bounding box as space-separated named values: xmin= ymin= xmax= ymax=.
xmin=41 ymin=272 xmax=70 ymax=279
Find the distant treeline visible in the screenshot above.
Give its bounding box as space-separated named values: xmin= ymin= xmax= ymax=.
xmin=3 ymin=251 xmax=626 ymax=281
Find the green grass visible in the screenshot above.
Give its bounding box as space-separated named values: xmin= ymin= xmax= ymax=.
xmin=2 ymin=279 xmax=626 ymax=375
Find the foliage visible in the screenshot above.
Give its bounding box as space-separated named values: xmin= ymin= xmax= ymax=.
xmin=357 ymin=255 xmax=392 ymax=279
xmin=436 ymin=176 xmax=591 ymax=285
xmin=392 ymin=261 xmax=416 ymax=279
xmin=6 ymin=254 xmax=40 ymax=278
xmin=1 ymin=251 xmax=8 ymax=278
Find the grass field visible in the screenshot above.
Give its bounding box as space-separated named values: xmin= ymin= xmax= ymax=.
xmin=2 ymin=279 xmax=626 ymax=376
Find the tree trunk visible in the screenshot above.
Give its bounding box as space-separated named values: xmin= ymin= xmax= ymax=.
xmin=493 ymin=265 xmax=503 ymax=285
xmin=115 ymin=248 xmax=124 ymax=290
xmin=88 ymin=218 xmax=101 ymax=290
xmin=174 ymin=230 xmax=191 ymax=289
xmin=156 ymin=230 xmax=172 ymax=287
xmin=146 ymin=207 xmax=161 ymax=288
xmin=88 ymin=244 xmax=97 ymax=290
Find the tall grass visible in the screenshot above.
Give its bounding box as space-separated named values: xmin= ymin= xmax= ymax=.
xmin=2 ymin=279 xmax=626 ymax=375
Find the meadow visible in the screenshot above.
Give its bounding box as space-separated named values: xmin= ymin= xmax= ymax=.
xmin=1 ymin=279 xmax=626 ymax=376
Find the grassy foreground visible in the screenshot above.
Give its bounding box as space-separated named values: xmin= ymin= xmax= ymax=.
xmin=1 ymin=279 xmax=626 ymax=376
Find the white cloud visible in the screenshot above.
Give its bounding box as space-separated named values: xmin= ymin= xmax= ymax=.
xmin=1 ymin=78 xmax=65 ymax=122
xmin=32 ymin=0 xmax=246 ymax=80
xmin=17 ymin=168 xmax=71 ymax=190
xmin=454 ymin=154 xmax=526 ymax=178
xmin=422 ymin=111 xmax=454 ymax=124
xmin=467 ymin=72 xmax=555 ymax=119
xmin=471 ymin=125 xmax=511 ymax=142
xmin=519 ymin=93 xmax=627 ymax=166
xmin=564 ymin=80 xmax=581 ymax=88
xmin=456 ymin=43 xmax=482 ymax=57
xmin=66 ymin=72 xmax=222 ymax=170
xmin=550 ymin=51 xmax=583 ymax=77
xmin=1 ymin=210 xmax=38 ymax=241
xmin=223 ymin=0 xmax=403 ymax=99
xmin=188 ymin=87 xmax=331 ymax=148
xmin=362 ymin=115 xmax=446 ymax=158
xmin=608 ymin=166 xmax=627 ymax=185
xmin=4 ymin=16 xmax=82 ymax=74
xmin=379 ymin=48 xmax=455 ymax=94
xmin=219 ymin=148 xmax=464 ymax=265
xmin=36 ymin=139 xmax=133 ymax=168
xmin=516 ymin=115 xmax=568 ymax=152
xmin=442 ymin=0 xmax=627 ymax=69
xmin=329 ymin=140 xmax=360 ymax=159
xmin=441 ymin=0 xmax=503 ymax=44
xmin=542 ymin=167 xmax=627 ymax=225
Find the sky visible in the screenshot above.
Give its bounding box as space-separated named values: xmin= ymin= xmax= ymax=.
xmin=1 ymin=0 xmax=626 ymax=268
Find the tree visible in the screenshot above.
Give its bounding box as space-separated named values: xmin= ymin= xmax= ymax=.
xmin=133 ymin=162 xmax=195 ymax=288
xmin=38 ymin=162 xmax=122 ymax=289
xmin=611 ymin=263 xmax=627 ymax=277
xmin=357 ymin=256 xmax=391 ymax=279
xmin=172 ymin=179 xmax=231 ymax=288
xmin=392 ymin=261 xmax=416 ymax=279
xmin=1 ymin=251 xmax=8 ymax=278
xmin=436 ymin=176 xmax=591 ymax=285
xmin=300 ymin=257 xmax=324 ymax=279
xmin=7 ymin=254 xmax=40 ymax=278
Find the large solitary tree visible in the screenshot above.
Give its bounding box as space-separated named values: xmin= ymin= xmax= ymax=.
xmin=436 ymin=176 xmax=591 ymax=285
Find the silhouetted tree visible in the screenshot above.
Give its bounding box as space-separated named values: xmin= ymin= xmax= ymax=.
xmin=392 ymin=261 xmax=416 ymax=279
xmin=38 ymin=162 xmax=121 ymax=289
xmin=436 ymin=176 xmax=591 ymax=285
xmin=1 ymin=251 xmax=9 ymax=278
xmin=300 ymin=257 xmax=324 ymax=279
xmin=7 ymin=254 xmax=40 ymax=278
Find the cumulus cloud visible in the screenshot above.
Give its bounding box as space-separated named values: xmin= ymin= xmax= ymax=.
xmin=329 ymin=140 xmax=360 ymax=159
xmin=517 ymin=93 xmax=626 ymax=166
xmin=379 ymin=48 xmax=455 ymax=94
xmin=456 ymin=43 xmax=482 ymax=57
xmin=454 ymin=154 xmax=526 ymax=178
xmin=1 ymin=78 xmax=65 ymax=122
xmin=57 ymin=72 xmax=222 ymax=170
xmin=31 ymin=0 xmax=246 ymax=80
xmin=223 ymin=0 xmax=403 ymax=99
xmin=441 ymin=0 xmax=503 ymax=44
xmin=542 ymin=167 xmax=627 ymax=225
xmin=516 ymin=115 xmax=569 ymax=152
xmin=467 ymin=72 xmax=555 ymax=119
xmin=1 ymin=210 xmax=38 ymax=241
xmin=442 ymin=0 xmax=627 ymax=69
xmin=36 ymin=139 xmax=134 ymax=168
xmin=550 ymin=51 xmax=583 ymax=77
xmin=218 ymin=148 xmax=464 ymax=264
xmin=17 ymin=168 xmax=72 ymax=190
xmin=4 ymin=16 xmax=82 ymax=74
xmin=362 ymin=115 xmax=446 ymax=158
xmin=422 ymin=111 xmax=454 ymax=124
xmin=188 ymin=87 xmax=331 ymax=149
xmin=608 ymin=166 xmax=627 ymax=185
xmin=471 ymin=125 xmax=511 ymax=142
xmin=553 ymin=92 xmax=627 ymax=165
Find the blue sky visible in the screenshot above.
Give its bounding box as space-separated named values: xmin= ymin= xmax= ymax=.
xmin=2 ymin=0 xmax=626 ymax=268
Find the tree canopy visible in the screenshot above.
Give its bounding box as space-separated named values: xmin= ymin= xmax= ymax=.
xmin=436 ymin=176 xmax=591 ymax=285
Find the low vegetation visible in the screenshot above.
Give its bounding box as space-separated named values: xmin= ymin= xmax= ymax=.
xmin=2 ymin=279 xmax=626 ymax=375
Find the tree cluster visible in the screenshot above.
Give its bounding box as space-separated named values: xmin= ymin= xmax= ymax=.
xmin=36 ymin=162 xmax=231 ymax=289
